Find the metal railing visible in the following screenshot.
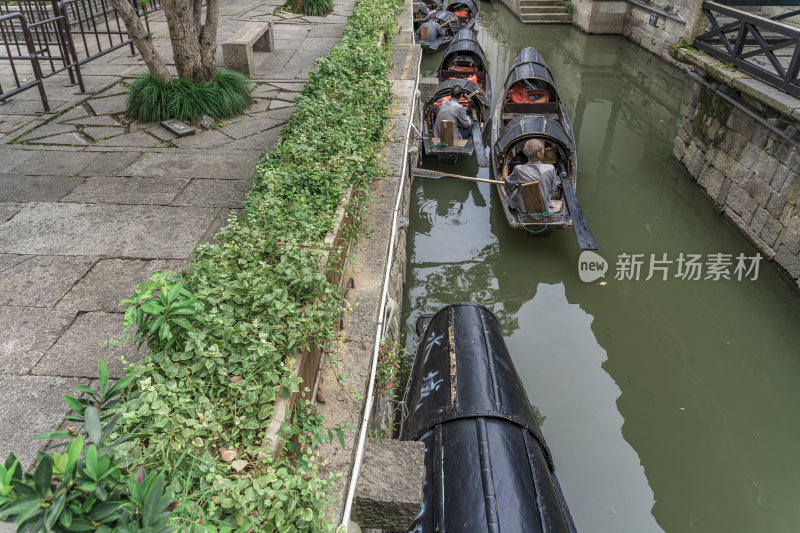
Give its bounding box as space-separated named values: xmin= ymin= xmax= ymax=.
xmin=0 ymin=0 xmax=162 ymax=111
xmin=694 ymin=1 xmax=800 ymax=97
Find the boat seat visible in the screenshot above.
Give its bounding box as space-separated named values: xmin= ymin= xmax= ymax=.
xmin=432 ymin=137 xmax=468 ymax=147
xmin=520 ymin=181 xmax=546 ymax=214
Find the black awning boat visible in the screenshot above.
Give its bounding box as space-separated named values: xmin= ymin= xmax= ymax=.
xmin=400 ymin=303 xmax=577 ymax=533
xmin=490 ymin=48 xmax=578 ymax=234
xmin=421 ymin=29 xmax=491 ymax=165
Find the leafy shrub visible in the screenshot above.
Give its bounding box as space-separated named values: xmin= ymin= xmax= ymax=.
xmin=304 ymin=0 xmax=333 ymax=16
xmin=125 ymin=69 xmax=253 ymax=122
xmin=0 ymin=361 xmax=178 ymax=532
xmin=113 ymin=0 xmax=405 ymax=530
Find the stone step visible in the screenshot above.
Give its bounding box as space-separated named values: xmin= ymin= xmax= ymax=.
xmin=520 ymin=12 xmax=573 ymax=23
xmin=520 ymin=5 xmax=571 ymax=13
xmin=519 ymin=0 xmax=564 ymax=5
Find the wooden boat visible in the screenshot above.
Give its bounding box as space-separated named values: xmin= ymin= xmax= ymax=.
xmin=422 ymin=30 xmax=491 ymax=165
xmin=490 ymin=48 xmax=578 ymax=235
xmin=401 ymin=303 xmax=578 ymax=533
xmin=414 ymin=0 xmax=479 ymax=53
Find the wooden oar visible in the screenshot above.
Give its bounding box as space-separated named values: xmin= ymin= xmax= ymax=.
xmin=412 ymin=167 xmax=503 ymax=185
xmin=559 ymin=173 xmax=597 ymax=250
xmin=471 ymin=121 xmax=489 ymax=167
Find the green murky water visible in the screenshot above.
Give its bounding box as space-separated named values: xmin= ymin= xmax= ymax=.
xmin=401 ymin=2 xmax=800 ymax=532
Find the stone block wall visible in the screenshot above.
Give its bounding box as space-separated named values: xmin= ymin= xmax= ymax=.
xmin=573 ymin=0 xmax=628 ymax=33
xmin=673 ymin=83 xmax=800 ymax=286
xmin=622 ymin=2 xmax=688 ymax=63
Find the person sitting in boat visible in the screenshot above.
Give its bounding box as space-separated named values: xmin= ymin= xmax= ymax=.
xmin=415 ymin=0 xmax=430 ymax=20
xmin=419 ymin=18 xmax=442 ymax=43
xmin=501 ymin=139 xmax=557 ymax=213
xmin=433 ymin=87 xmax=473 ymax=141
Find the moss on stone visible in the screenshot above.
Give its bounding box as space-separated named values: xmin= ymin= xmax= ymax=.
xmin=691 ymin=85 xmax=733 ymax=147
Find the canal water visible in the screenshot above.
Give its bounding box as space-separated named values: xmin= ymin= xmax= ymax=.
xmin=401 ymin=2 xmax=800 ymax=532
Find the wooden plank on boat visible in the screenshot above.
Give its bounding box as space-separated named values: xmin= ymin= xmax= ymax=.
xmin=440 ymin=120 xmax=455 ymax=145
xmin=432 ymin=137 xmax=468 ymax=147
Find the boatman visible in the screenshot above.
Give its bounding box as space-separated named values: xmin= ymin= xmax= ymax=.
xmin=419 ymin=18 xmax=443 ymax=44
xmin=433 ymin=87 xmax=473 ymax=141
xmin=501 ymin=139 xmax=557 ymax=213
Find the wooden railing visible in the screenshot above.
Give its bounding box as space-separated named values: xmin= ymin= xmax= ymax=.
xmin=694 ymin=1 xmax=800 ymax=97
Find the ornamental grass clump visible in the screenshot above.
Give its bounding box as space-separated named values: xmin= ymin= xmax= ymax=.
xmin=304 ymin=0 xmax=334 ymax=16
xmin=125 ymin=69 xmax=253 ymax=122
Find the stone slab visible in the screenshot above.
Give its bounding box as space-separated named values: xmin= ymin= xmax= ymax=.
xmin=17 ymin=123 xmax=77 ymax=142
xmin=33 ymin=132 xmax=92 ymax=147
xmin=34 ymin=312 xmax=139 ymax=378
xmin=0 ymin=175 xmax=84 ymax=202
xmin=8 ymin=151 xmax=92 ymax=176
xmin=0 ymin=202 xmax=218 ymax=258
xmin=0 ymin=148 xmax=38 ymax=170
xmin=0 ymin=255 xmax=96 ymax=307
xmin=0 ymin=375 xmax=84 ymax=468
xmin=62 ymin=114 xmax=122 ymax=127
xmin=87 ymin=94 xmax=128 ymax=115
xmin=95 ymin=131 xmax=162 ymax=148
xmin=225 ymin=128 xmax=281 ymax=151
xmin=218 ymin=117 xmax=284 ymax=139
xmin=172 ymin=130 xmax=233 ymax=149
xmin=0 ymin=203 xmax=23 ymax=224
xmin=0 ymin=254 xmax=28 ymax=273
xmin=62 ymin=176 xmax=188 ymax=205
xmin=122 ymin=151 xmax=260 ymax=179
xmin=82 ymin=151 xmax=142 ymax=176
xmin=57 ymin=258 xmax=191 ymax=312
xmin=0 ymin=306 xmax=76 ymax=373
xmin=172 ymin=178 xmax=252 ymax=207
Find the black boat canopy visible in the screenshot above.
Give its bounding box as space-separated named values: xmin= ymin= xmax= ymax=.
xmin=402 ymin=303 xmax=577 ymax=533
xmin=432 ymin=78 xmax=490 ymax=109
xmin=428 ymin=9 xmax=460 ymax=29
xmin=503 ymin=47 xmax=560 ymax=102
xmin=495 ymin=115 xmax=573 ymax=160
xmin=403 ymin=303 xmax=552 ymax=466
xmin=446 ymin=0 xmax=479 ymax=16
xmin=440 ymin=29 xmax=487 ymax=69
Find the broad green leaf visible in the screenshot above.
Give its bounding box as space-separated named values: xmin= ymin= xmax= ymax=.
xmin=106 ymin=374 xmax=135 ymax=399
xmin=29 ymin=430 xmax=74 ymax=442
xmin=66 ymin=435 xmax=84 ymax=471
xmin=142 ymin=475 xmax=165 ymax=527
xmin=122 ymin=306 xmax=136 ymax=330
xmin=44 ymin=491 xmax=66 ymax=530
xmin=84 ymin=406 xmax=102 ymax=445
xmin=84 ymin=445 xmax=98 ymax=481
xmin=98 ymin=360 xmax=108 ymax=395
xmin=63 ymin=394 xmax=85 ymax=415
xmin=33 ymin=456 xmax=52 ymax=496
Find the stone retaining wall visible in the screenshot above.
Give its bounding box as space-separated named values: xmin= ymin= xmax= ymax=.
xmin=672 ymin=83 xmax=800 ymax=287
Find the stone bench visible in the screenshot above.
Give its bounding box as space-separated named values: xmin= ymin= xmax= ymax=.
xmin=222 ymin=21 xmax=274 ymax=78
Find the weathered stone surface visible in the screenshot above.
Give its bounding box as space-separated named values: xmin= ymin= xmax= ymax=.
xmin=0 ymin=203 xmax=23 ymax=224
xmin=0 ymin=306 xmax=75 ymax=373
xmin=95 ymin=131 xmax=161 ymax=148
xmin=0 ymin=203 xmax=218 ymax=258
xmin=774 ymin=245 xmax=800 ymax=278
xmin=173 ymin=130 xmax=232 ymax=149
xmin=86 ymin=94 xmax=128 ymax=115
xmin=0 ymin=255 xmax=96 ymax=307
xmin=353 ymin=438 xmax=425 ymax=531
xmin=0 ymin=175 xmax=84 ymax=202
xmin=17 ymin=122 xmax=77 ymax=142
xmin=172 ymin=179 xmax=252 ymax=207
xmin=122 ymin=151 xmax=260 ymax=179
xmin=697 ymin=165 xmax=725 ymax=200
xmin=8 ymin=151 xmax=92 ymax=176
xmin=62 ymin=176 xmax=188 ymax=205
xmin=34 ymin=312 xmax=139 ymax=378
xmin=778 ymin=215 xmax=800 ymax=255
xmin=0 ymin=375 xmax=84 ymax=467
xmin=58 ymin=258 xmax=190 ymax=312
xmin=83 ymin=151 xmax=142 ymax=176
xmin=219 ymin=117 xmax=284 ymax=139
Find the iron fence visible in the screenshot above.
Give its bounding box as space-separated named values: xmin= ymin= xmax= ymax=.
xmin=694 ymin=1 xmax=800 ymax=97
xmin=0 ymin=0 xmax=162 ymax=111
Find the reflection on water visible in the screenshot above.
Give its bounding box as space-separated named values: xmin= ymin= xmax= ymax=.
xmin=403 ymin=2 xmax=800 ymax=532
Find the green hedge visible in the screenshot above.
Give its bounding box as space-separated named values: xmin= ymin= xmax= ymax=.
xmin=112 ymin=0 xmax=404 ymax=530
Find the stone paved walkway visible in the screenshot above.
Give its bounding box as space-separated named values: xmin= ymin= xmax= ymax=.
xmin=0 ymin=0 xmax=354 ymax=474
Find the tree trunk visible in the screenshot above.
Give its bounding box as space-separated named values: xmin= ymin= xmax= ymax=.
xmin=107 ymin=0 xmax=171 ymax=81
xmin=161 ymin=0 xmax=204 ymax=82
xmin=199 ymin=0 xmax=220 ymax=81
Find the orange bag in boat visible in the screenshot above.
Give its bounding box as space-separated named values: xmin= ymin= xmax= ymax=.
xmin=509 ymin=83 xmax=549 ymax=104
xmin=454 ymin=9 xmax=469 ymax=16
